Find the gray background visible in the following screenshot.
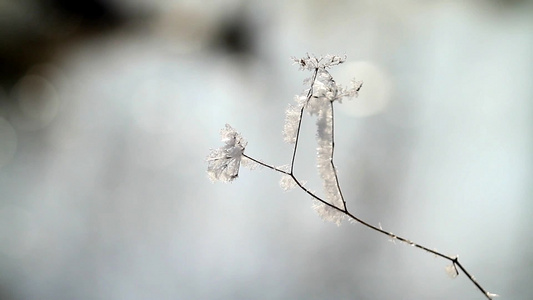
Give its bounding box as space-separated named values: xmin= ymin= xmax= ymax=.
xmin=0 ymin=0 xmax=532 ymax=299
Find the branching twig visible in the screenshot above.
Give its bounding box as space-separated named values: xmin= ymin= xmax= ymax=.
xmin=207 ymin=54 xmax=496 ymax=299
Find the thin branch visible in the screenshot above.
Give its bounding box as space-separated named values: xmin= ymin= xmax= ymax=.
xmin=328 ymin=99 xmax=348 ymax=212
xmin=243 ymin=149 xmax=494 ymax=299
xmin=215 ymin=56 xmax=495 ymax=300
xmin=290 ymin=68 xmax=319 ymax=174
xmin=242 ymin=153 xmax=290 ymax=175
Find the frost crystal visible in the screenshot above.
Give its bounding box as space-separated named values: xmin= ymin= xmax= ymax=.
xmin=277 ymin=164 xmax=291 ymax=173
xmin=283 ymin=104 xmax=302 ymax=144
xmin=445 ymin=264 xmax=458 ymax=278
xmin=241 ymin=156 xmax=260 ymax=170
xmin=279 ymin=174 xmax=297 ymax=191
xmin=312 ymin=69 xmax=338 ymax=100
xmin=283 ymin=95 xmax=307 ymax=144
xmin=315 ymin=101 xmax=345 ymax=215
xmin=206 ymin=124 xmax=247 ymax=182
xmin=292 ymin=54 xmax=346 ymax=71
xmin=336 ymin=80 xmax=363 ymax=103
xmin=312 ymin=200 xmax=344 ymax=225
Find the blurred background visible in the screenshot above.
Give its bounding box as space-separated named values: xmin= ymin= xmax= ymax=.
xmin=1 ymin=0 xmax=532 ymax=299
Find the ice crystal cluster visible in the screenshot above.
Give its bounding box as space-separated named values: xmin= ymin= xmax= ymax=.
xmin=206 ymin=124 xmax=247 ymax=182
xmin=207 ymin=54 xmax=361 ymax=224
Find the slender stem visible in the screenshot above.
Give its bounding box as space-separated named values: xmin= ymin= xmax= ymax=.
xmin=290 ymin=68 xmax=319 ymax=174
xmin=242 ymin=153 xmax=290 ymax=175
xmin=329 ymin=100 xmax=348 ymax=211
xmin=241 ymin=153 xmax=493 ymax=299
xmin=455 ymin=260 xmax=494 ymax=300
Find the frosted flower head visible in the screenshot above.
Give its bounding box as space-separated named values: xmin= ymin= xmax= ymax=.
xmin=292 ymin=54 xmax=347 ymax=71
xmin=312 ymin=69 xmax=338 ymax=101
xmin=206 ymin=124 xmax=247 ymax=182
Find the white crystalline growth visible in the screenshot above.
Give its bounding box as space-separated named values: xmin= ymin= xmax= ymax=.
xmin=292 ymin=54 xmax=346 ymax=71
xmin=305 ymin=68 xmax=346 ymax=224
xmin=283 ymin=103 xmax=302 ymax=144
xmin=314 ymin=100 xmax=345 ymax=221
xmin=206 ymin=124 xmax=247 ymax=183
xmin=312 ymin=69 xmax=338 ymax=101
xmin=445 ymin=264 xmax=458 ymax=278
xmin=283 ymin=95 xmax=307 ymax=144
xmin=312 ymin=200 xmax=345 ymax=226
xmin=279 ymin=174 xmax=297 ymax=191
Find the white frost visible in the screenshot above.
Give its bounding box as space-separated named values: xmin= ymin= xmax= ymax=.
xmin=279 ymin=174 xmax=297 ymax=191
xmin=206 ymin=124 xmax=247 ymax=182
xmin=283 ymin=104 xmax=302 ymax=144
xmin=312 ymin=200 xmax=344 ymax=226
xmin=445 ymin=264 xmax=458 ymax=278
xmin=314 ymin=94 xmax=344 ymax=214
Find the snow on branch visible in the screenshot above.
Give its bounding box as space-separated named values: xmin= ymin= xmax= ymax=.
xmin=206 ymin=54 xmax=496 ymax=300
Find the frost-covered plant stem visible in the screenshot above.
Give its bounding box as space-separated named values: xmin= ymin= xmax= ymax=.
xmin=207 ymin=54 xmax=496 ymax=299
xmin=244 ymin=151 xmax=493 ymax=299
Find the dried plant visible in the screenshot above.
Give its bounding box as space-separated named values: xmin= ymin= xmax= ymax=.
xmin=206 ymin=54 xmax=496 ymax=299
